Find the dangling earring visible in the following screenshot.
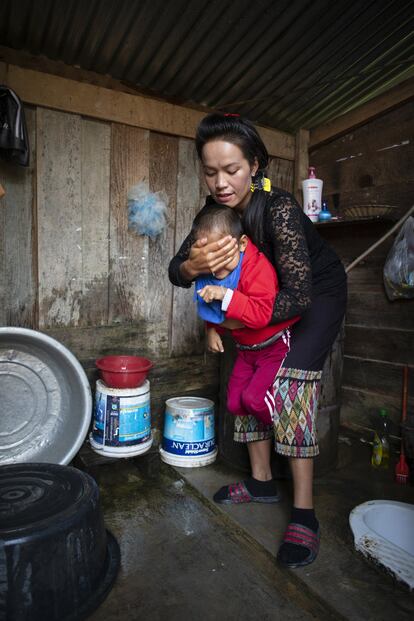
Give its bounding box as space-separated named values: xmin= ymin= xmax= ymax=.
xmin=250 ymin=170 xmax=261 ymax=192
xmin=250 ymin=171 xmax=271 ymax=193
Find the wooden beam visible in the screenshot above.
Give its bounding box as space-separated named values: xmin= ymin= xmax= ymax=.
xmin=0 ymin=61 xmax=295 ymax=160
xmin=310 ymin=76 xmax=414 ymax=148
xmin=0 ymin=44 xmax=159 ymax=98
xmin=255 ymin=125 xmax=295 ymax=162
xmin=293 ymin=129 xmax=309 ymax=203
xmin=0 ymin=61 xmax=7 ymax=83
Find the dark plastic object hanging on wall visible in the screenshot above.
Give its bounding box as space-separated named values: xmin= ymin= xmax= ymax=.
xmin=0 ymin=463 xmax=120 ymax=621
xmin=0 ymin=86 xmax=30 ymax=167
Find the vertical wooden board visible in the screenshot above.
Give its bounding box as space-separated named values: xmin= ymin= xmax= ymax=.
xmin=171 ymin=138 xmax=204 ymax=355
xmin=109 ymin=124 xmax=149 ymax=324
xmin=147 ymin=132 xmax=178 ymax=354
xmin=80 ymin=119 xmax=111 ymax=326
xmin=268 ymin=157 xmax=294 ymax=193
xmin=37 ymin=108 xmax=83 ymax=327
xmin=198 ymin=158 xmax=208 ymax=209
xmin=293 ymin=128 xmax=309 ymax=201
xmin=0 ymin=106 xmax=36 ymax=327
xmin=0 ymin=62 xmax=8 ymax=82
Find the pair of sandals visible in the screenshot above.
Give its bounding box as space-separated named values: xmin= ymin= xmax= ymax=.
xmin=214 ymin=480 xmax=319 ymax=568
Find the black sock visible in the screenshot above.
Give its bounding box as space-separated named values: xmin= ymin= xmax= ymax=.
xmin=244 ymin=477 xmax=278 ymax=497
xmin=291 ymin=507 xmax=318 ymax=531
xmin=278 ymin=507 xmax=319 ymax=566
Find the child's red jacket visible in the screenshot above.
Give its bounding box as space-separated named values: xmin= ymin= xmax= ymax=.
xmin=208 ymin=239 xmax=299 ymax=346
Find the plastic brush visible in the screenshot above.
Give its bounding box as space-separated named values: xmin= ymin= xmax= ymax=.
xmin=395 ymin=449 xmax=410 ymax=484
xmin=395 ymin=366 xmax=410 ymax=485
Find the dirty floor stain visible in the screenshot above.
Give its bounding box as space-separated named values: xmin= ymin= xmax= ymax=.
xmin=85 ymin=453 xmax=339 ymax=621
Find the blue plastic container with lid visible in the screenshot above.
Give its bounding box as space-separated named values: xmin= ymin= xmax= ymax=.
xmin=90 ymin=380 xmax=152 ymax=457
xmin=160 ymin=396 xmax=217 ymax=467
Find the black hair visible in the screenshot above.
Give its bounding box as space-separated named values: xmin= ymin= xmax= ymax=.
xmin=192 ymin=204 xmax=243 ymax=240
xmin=195 ymin=113 xmax=270 ymax=247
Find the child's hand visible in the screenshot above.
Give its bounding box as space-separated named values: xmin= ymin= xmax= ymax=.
xmin=197 ymin=285 xmax=227 ymax=303
xmin=207 ymin=328 xmax=224 ymax=353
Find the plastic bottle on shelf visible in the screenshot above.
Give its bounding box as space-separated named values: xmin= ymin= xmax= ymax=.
xmin=302 ymin=166 xmax=323 ymax=223
xmin=318 ymin=200 xmax=332 ymax=222
xmin=371 ymin=409 xmax=390 ymax=469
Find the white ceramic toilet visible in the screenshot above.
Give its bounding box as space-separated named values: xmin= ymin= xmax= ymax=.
xmin=349 ymin=500 xmax=414 ymax=589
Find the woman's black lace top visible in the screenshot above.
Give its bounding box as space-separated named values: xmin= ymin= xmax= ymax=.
xmin=168 ymin=189 xmax=346 ymax=323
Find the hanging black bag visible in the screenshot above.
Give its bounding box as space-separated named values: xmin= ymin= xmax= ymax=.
xmin=0 ymin=85 xmax=29 ymax=167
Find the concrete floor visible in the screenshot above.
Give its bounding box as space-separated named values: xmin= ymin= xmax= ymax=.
xmin=81 ymin=432 xmax=414 ymax=621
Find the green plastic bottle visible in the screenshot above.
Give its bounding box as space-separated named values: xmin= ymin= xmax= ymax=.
xmin=371 ymin=409 xmax=390 ymax=469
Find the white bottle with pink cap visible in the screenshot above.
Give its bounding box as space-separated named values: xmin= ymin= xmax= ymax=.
xmin=302 ymin=166 xmax=323 ymax=223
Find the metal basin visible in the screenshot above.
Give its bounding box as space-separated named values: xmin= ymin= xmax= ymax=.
xmin=0 ymin=327 xmax=92 ymax=465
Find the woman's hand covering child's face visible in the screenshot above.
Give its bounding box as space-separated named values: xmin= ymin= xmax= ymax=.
xmin=189 ymin=234 xmax=239 ymax=277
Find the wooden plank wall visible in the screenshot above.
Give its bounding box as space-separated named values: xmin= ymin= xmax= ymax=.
xmin=0 ymin=107 xmax=37 ymax=327
xmin=171 ymin=138 xmax=204 ymax=356
xmin=310 ymin=101 xmax=414 ymax=219
xmin=0 ymin=103 xmax=294 ymax=437
xmin=311 ymin=101 xmax=414 ymax=432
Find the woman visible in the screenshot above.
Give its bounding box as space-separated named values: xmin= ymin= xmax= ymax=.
xmin=168 ymin=114 xmax=347 ymax=568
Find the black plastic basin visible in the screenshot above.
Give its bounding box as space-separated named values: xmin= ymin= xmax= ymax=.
xmin=0 ymin=463 xmax=120 ymax=621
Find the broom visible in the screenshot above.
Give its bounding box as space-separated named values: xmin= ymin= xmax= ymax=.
xmin=395 ymin=366 xmax=410 ymax=484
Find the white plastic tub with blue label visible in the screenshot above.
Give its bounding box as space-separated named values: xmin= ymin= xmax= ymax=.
xmin=90 ymin=380 xmax=152 ymax=458
xmin=160 ymin=396 xmax=217 ymax=467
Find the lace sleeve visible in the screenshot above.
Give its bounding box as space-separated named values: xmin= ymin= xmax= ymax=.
xmin=168 ymin=230 xmax=196 ymax=288
xmin=267 ymin=193 xmax=312 ymax=322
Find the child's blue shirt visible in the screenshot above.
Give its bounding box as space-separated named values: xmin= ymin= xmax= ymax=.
xmin=194 ymin=252 xmax=244 ymax=324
